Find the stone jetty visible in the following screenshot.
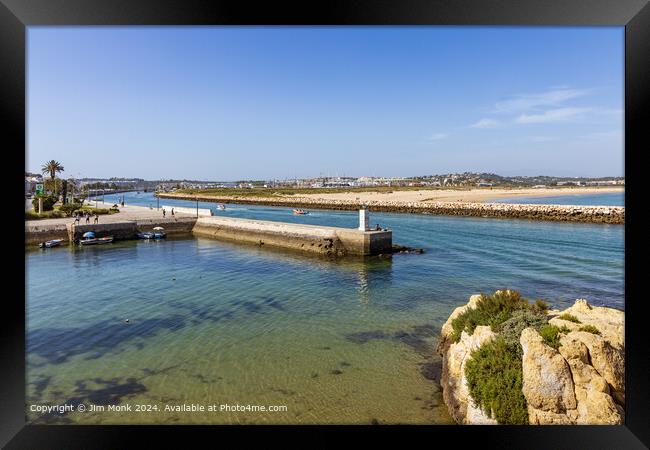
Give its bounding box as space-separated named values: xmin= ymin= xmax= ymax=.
xmin=159 ymin=194 xmax=624 ymax=224
xmin=193 ymin=216 xmax=392 ymax=256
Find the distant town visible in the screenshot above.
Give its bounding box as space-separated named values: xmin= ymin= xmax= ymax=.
xmin=25 ymin=171 xmax=625 ymax=196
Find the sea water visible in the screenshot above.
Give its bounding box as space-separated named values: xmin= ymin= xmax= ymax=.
xmin=26 ymin=194 xmax=624 ymax=424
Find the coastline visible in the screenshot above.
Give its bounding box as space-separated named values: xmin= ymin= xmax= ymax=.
xmin=297 ymin=186 xmax=624 ymax=204
xmin=158 ymin=188 xmax=624 ymax=224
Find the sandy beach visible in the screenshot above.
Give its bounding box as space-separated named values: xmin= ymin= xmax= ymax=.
xmin=295 ymin=187 xmax=624 ymax=204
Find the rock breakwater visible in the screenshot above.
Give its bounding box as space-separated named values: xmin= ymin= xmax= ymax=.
xmin=159 ymin=194 xmax=624 ymax=224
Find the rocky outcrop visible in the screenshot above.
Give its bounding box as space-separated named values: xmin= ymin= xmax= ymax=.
xmin=160 ymin=193 xmax=625 ymax=224
xmin=437 ymin=295 xmax=624 ymax=425
xmin=437 ymin=294 xmax=497 ymax=424
xmin=521 ymin=328 xmax=576 ymax=416
xmin=439 ymin=325 xmax=497 ymax=424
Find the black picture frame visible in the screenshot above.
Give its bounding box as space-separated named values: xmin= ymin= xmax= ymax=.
xmin=2 ymin=0 xmax=648 ymax=447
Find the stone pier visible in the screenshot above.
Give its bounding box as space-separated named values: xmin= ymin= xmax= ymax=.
xmin=192 ymin=216 xmax=392 ymax=256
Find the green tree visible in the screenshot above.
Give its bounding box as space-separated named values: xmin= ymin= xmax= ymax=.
xmin=41 ymin=160 xmax=64 ymax=194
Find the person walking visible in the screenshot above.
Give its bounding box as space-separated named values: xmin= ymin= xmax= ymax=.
xmin=94 ymin=214 xmax=99 ymax=224
xmin=171 ymin=208 xmax=174 ymax=217
xmin=85 ymin=212 xmax=90 ymax=224
xmin=162 ymin=208 xmax=166 ymax=218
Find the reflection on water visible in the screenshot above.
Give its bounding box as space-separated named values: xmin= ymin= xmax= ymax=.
xmin=27 ymin=198 xmax=623 ymax=424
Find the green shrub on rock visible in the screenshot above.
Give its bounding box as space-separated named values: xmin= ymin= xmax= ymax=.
xmin=451 ymin=290 xmax=531 ymax=343
xmin=578 ymin=324 xmax=601 ymax=335
xmin=532 ymin=299 xmax=550 ymax=314
xmin=557 ymin=313 xmax=581 ymax=323
xmin=465 ymin=337 xmax=529 ymax=425
xmin=538 ymin=324 xmax=571 ymax=349
xmin=497 ymin=309 xmax=548 ymax=358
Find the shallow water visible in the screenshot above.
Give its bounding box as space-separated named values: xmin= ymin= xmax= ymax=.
xmin=27 ymin=193 xmax=624 ymax=424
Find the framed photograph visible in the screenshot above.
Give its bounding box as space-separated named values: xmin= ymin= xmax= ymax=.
xmin=3 ymin=0 xmax=648 ymax=447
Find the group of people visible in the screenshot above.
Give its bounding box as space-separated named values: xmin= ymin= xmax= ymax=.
xmin=162 ymin=208 xmax=174 ymax=218
xmin=74 ymin=211 xmax=99 ymax=224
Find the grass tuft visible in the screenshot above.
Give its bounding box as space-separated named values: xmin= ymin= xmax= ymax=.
xmin=538 ymin=324 xmax=572 ymax=349
xmin=578 ymin=324 xmax=601 ymax=335
xmin=557 ymin=313 xmax=581 ymax=323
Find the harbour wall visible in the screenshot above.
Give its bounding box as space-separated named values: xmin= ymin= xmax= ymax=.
xmin=159 ymin=194 xmax=625 ymax=224
xmin=25 ymin=223 xmax=69 ymax=245
xmin=192 ymin=216 xmax=392 ymax=256
xmin=67 ymin=217 xmax=198 ymax=241
xmin=26 ymin=217 xmax=198 ymax=245
xmin=27 ymin=216 xmax=392 ymax=257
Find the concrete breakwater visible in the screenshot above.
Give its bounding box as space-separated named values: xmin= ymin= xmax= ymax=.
xmin=193 ymin=216 xmax=392 ymax=256
xmin=159 ymin=194 xmax=624 ymax=224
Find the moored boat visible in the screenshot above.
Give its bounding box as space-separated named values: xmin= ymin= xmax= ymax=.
xmin=153 ymin=227 xmax=166 ymax=239
xmin=80 ymin=236 xmax=114 ymax=245
xmin=293 ymin=209 xmax=308 ymax=215
xmin=39 ymin=239 xmax=63 ymax=248
xmin=137 ymin=232 xmax=155 ymax=239
xmin=79 ymin=232 xmax=114 ymax=245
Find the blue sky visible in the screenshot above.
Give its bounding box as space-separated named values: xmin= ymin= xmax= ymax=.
xmin=27 ymin=27 xmax=624 ymax=180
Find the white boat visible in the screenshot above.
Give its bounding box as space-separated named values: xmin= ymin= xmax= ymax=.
xmin=80 ymin=236 xmax=114 ymax=246
xmin=39 ymin=239 xmax=63 ymax=248
xmin=152 ymin=226 xmax=166 ymax=239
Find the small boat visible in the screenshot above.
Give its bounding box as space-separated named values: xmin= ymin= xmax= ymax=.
xmin=137 ymin=232 xmax=155 ymax=239
xmin=80 ymin=236 xmax=114 ymax=245
xmin=293 ymin=209 xmax=308 ymax=215
xmin=153 ymin=227 xmax=166 ymax=239
xmin=218 ymin=204 xmax=226 ymax=211
xmin=39 ymin=239 xmax=63 ymax=248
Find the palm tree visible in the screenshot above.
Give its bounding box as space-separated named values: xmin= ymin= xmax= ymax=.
xmin=41 ymin=160 xmax=64 ymax=195
xmin=41 ymin=160 xmax=64 ymax=180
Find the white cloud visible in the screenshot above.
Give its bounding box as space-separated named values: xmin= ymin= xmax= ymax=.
xmin=493 ymin=88 xmax=591 ymax=114
xmin=470 ymin=118 xmax=500 ymax=129
xmin=427 ymin=133 xmax=448 ymax=141
xmin=515 ymin=107 xmax=592 ymax=124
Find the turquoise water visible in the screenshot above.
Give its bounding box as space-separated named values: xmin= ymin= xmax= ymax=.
xmin=27 ymin=193 xmax=624 ymax=424
xmin=494 ymin=191 xmax=624 ymax=206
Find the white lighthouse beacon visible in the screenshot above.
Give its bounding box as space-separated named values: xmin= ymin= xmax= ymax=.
xmin=359 ymin=205 xmax=370 ymax=231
